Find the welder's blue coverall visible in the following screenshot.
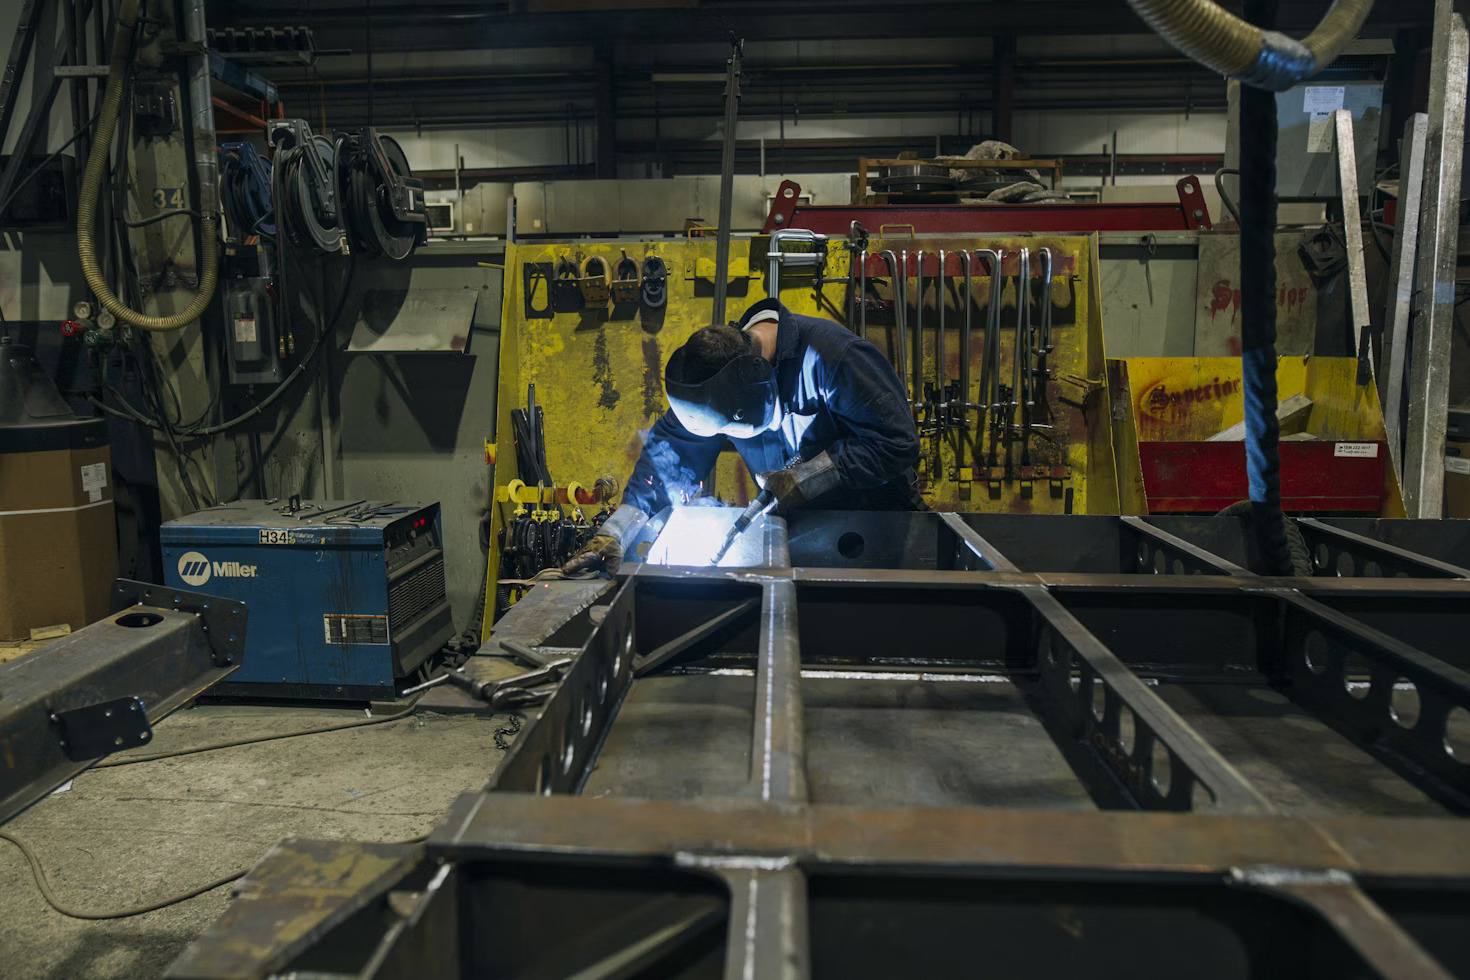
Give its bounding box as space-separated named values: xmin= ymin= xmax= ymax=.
xmin=623 ymin=300 xmax=924 ymax=514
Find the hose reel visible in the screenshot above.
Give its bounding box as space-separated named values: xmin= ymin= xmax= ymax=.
xmin=338 ymin=129 xmax=427 ymax=261
xmin=265 ymin=121 xmax=427 ymax=261
xmin=267 ymin=120 xmax=340 ymax=253
xmin=219 ymin=142 xmax=275 ymax=241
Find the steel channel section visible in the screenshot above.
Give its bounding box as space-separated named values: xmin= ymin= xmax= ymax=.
xmin=1294 ymin=518 xmax=1470 ymax=579
xmin=171 ymin=514 xmax=1470 ymax=977
xmin=1018 ymin=583 xmax=1271 ymax=813
xmin=1278 ymin=591 xmax=1470 ymax=812
xmin=0 ymin=580 xmax=245 ymax=824
xmin=1403 ymin=9 xmax=1470 ymax=517
xmin=1382 ymin=113 xmax=1430 ymax=474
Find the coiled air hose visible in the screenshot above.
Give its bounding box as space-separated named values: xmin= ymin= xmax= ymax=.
xmin=76 ymin=0 xmax=218 ymax=331
xmin=1125 ymin=0 xmax=1373 ymax=91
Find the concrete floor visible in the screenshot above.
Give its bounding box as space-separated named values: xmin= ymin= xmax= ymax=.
xmin=0 ymin=702 xmax=508 ymax=979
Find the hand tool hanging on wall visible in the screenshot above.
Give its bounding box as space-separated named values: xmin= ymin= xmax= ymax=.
xmin=640 ymin=255 xmax=668 ymax=308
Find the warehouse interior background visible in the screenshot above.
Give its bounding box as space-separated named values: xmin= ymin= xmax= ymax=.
xmin=5 ymin=0 xmax=1470 ymax=977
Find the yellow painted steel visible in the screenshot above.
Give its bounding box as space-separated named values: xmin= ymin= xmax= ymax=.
xmin=1114 ymin=356 xmax=1406 ymax=517
xmin=480 ymin=235 xmax=1410 ymax=633
xmin=481 ymin=234 xmax=1114 ymax=633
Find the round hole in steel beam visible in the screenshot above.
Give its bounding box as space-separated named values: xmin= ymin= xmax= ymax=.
xmin=1390 ymin=679 xmax=1421 ymax=729
xmin=837 ymin=531 xmax=865 ymax=560
xmin=1302 ymin=631 xmax=1329 ymax=675
xmin=538 ymin=755 xmax=554 ymax=795
xmin=1191 ymin=780 xmax=1217 ymax=811
xmin=1118 ymin=705 xmax=1136 ymax=756
xmin=597 ymin=668 xmax=609 ymax=704
xmin=561 ymin=718 xmax=577 ymax=775
xmin=1343 ymin=651 xmax=1373 ymax=699
xmin=582 ymin=693 xmax=595 ymax=737
xmin=1314 ymin=544 xmax=1331 ymax=571
xmin=1170 ymin=557 xmax=1186 ymax=575
xmin=622 ymin=626 xmax=635 ymax=674
xmin=1364 ymin=560 xmax=1383 ymax=578
xmin=1445 ymin=707 xmax=1470 ymax=762
xmin=1153 ymin=549 xmax=1167 ymax=574
xmin=1091 ymin=677 xmax=1106 ymax=722
xmin=1137 ymin=542 xmax=1149 ymax=569
xmin=1151 ymin=741 xmax=1172 ymax=798
xmin=1335 ymin=552 xmax=1356 ymax=577
xmin=116 ymin=612 xmax=163 ymax=628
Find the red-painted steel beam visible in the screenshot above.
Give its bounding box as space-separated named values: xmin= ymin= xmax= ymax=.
xmin=763 ymin=177 xmax=1213 ymax=236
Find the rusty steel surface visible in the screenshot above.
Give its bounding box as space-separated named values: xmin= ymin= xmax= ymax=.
xmin=171 ymin=514 xmax=1470 ymax=979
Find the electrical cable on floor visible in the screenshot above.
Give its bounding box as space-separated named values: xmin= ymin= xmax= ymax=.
xmin=0 ymin=831 xmax=430 ymax=920
xmin=92 ymin=695 xmax=421 ymax=768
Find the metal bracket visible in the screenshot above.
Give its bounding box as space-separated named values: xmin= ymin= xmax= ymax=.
xmin=110 ymin=579 xmax=247 ymax=668
xmin=1176 ymin=176 xmax=1211 ymax=230
xmin=52 ymin=696 xmax=152 ymax=762
xmin=53 ymin=65 xmax=110 ymax=77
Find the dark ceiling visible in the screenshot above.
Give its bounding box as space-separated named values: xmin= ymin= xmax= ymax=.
xmin=208 ymin=0 xmax=1437 ymax=176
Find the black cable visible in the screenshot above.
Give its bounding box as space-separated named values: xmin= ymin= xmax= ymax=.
xmin=0 ymin=830 xmax=429 ymax=920
xmin=91 ymin=257 xmax=358 ymax=436
xmin=93 ymin=696 xmax=420 ymax=767
xmin=120 ymin=207 xmax=199 ymax=228
xmin=1239 ymin=0 xmax=1292 ymax=577
xmin=0 ymin=111 xmax=100 ymax=225
xmin=1214 ymin=167 xmax=1242 ymax=227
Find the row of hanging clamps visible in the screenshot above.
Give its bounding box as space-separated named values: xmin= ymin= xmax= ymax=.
xmin=526 ymin=252 xmax=668 ymax=318
xmin=852 ymin=243 xmax=1063 ymax=496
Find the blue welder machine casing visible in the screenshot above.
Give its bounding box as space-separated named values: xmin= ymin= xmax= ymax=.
xmin=161 ymin=500 xmax=453 ymax=700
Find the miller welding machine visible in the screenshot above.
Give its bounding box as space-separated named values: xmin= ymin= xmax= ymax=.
xmin=161 ymin=500 xmax=453 ymax=700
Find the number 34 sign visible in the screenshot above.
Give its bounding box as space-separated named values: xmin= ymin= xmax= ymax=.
xmin=152 ymin=187 xmax=185 ymax=209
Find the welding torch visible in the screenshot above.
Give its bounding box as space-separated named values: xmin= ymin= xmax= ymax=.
xmin=708 ymin=488 xmax=776 ymax=565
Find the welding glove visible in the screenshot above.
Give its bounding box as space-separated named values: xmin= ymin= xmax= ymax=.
xmin=561 ymin=504 xmax=648 ymax=577
xmin=755 ymin=452 xmax=841 ymax=515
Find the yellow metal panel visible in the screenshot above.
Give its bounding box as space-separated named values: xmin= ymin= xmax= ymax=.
xmin=483 ymin=234 xmax=1119 ymax=629
xmin=1114 ymin=355 xmax=1406 ymax=519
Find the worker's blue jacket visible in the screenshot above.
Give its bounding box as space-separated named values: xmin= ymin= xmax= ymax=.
xmin=623 ymin=300 xmax=923 ymax=514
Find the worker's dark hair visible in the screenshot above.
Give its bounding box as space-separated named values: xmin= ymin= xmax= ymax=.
xmin=667 ymin=324 xmax=752 ymax=384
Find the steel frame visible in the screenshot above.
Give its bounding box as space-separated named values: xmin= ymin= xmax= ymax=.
xmin=171 ymin=514 xmax=1470 ymax=980
xmin=762 ymin=176 xmax=1213 ymax=236
xmin=0 ymin=581 xmax=245 ymax=825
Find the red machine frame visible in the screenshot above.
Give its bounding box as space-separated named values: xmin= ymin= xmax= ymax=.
xmin=761 ymin=176 xmax=1213 ymax=235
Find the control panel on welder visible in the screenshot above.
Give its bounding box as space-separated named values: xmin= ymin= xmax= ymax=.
xmin=384 ymin=511 xmax=441 ymax=573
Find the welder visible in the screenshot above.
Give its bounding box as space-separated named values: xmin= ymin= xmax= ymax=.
xmin=563 ymin=298 xmax=923 ymax=575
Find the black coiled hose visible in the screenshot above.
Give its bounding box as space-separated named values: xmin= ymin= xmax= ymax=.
xmin=1239 ymin=0 xmax=1293 ymax=576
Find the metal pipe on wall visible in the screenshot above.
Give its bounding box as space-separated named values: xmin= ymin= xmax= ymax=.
xmin=958 ymin=249 xmax=972 ymax=429
xmin=936 ymin=249 xmax=946 ymax=423
xmin=914 ymin=249 xmax=927 ymax=414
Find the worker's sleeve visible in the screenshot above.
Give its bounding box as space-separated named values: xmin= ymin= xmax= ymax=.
xmin=820 ymin=341 xmax=920 ymax=490
xmin=622 ymin=411 xmax=726 ymax=513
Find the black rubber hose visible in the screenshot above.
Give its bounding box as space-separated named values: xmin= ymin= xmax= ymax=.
xmin=1239 ymin=0 xmax=1293 ymax=576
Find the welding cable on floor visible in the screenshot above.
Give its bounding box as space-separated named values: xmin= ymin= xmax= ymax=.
xmin=0 ymin=832 xmax=430 ymax=920
xmin=91 ymin=695 xmax=421 ymax=768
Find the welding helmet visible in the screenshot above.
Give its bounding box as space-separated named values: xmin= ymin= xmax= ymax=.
xmin=664 ymin=348 xmax=778 ymax=439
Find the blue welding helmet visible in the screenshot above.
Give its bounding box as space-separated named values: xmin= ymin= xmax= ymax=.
xmin=665 ymin=349 xmax=778 ymax=439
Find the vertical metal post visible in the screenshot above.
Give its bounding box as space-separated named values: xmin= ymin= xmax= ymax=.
xmin=711 ymin=36 xmax=743 ymax=326
xmin=1383 ymin=113 xmax=1429 ymax=476
xmin=1333 ymin=109 xmax=1373 ymax=383
xmin=1404 ymin=6 xmax=1468 ymax=518
xmin=0 ymin=0 xmax=44 ymax=154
